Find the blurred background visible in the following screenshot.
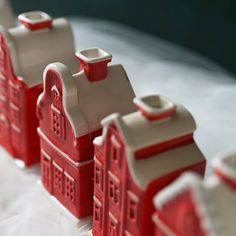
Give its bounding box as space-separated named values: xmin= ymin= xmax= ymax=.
xmin=10 ymin=0 xmax=236 ymax=75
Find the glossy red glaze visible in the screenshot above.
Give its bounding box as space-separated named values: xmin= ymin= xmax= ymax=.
xmin=37 ymin=69 xmax=103 ymax=219
xmin=92 ymin=122 xmax=206 ymax=236
xmin=78 ymin=58 xmax=111 ymax=82
xmin=0 ymin=33 xmax=43 ymax=166
xmin=153 ymin=187 xmax=206 ymax=236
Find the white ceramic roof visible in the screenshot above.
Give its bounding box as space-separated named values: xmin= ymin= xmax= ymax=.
xmin=0 ymin=17 xmax=77 ymax=88
xmin=0 ymin=0 xmax=14 ymax=29
xmin=43 ymin=62 xmax=135 ymax=138
xmin=94 ymin=98 xmax=205 ymax=190
xmin=212 ymin=151 xmax=236 ymax=182
xmin=155 ymin=172 xmax=236 ymax=236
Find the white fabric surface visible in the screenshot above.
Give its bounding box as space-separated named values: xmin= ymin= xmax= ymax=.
xmin=0 ymin=18 xmax=236 ymax=235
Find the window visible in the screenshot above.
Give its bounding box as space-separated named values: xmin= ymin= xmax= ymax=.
xmin=41 ymin=151 xmax=52 ymax=191
xmin=65 ymin=172 xmax=76 ymax=204
xmin=95 ymin=160 xmax=103 ymax=190
xmin=10 ymin=103 xmax=20 ymax=123
xmin=51 ymin=105 xmax=64 ymax=138
xmin=111 ymin=135 xmax=122 ymax=166
xmin=127 ymin=191 xmax=139 ymax=223
xmin=109 ymin=212 xmax=119 ymax=236
xmin=0 ymin=76 xmax=7 ymax=93
xmin=11 ymin=124 xmax=21 ymax=149
xmin=94 ymin=197 xmax=102 ymax=228
xmin=53 ymin=161 xmax=63 ymax=193
xmin=10 ymin=82 xmax=20 ymax=104
xmin=0 ymin=95 xmax=7 ymax=111
xmin=108 ymin=172 xmax=120 ymax=206
xmin=51 ymin=85 xmax=60 ymax=101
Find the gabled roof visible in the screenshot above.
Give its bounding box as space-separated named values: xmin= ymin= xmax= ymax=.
xmin=43 ymin=61 xmax=136 ymax=138
xmin=0 ymin=14 xmax=77 ymax=88
xmin=154 ymin=171 xmax=236 ymax=236
xmin=94 ymin=95 xmax=205 ymax=190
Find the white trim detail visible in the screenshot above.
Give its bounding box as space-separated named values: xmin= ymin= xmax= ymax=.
xmin=109 ymin=212 xmax=118 ymax=224
xmin=93 ymin=196 xmax=102 ymax=207
xmin=0 ymin=95 xmax=7 ymax=101
xmin=52 ymin=161 xmax=63 ymax=172
xmin=10 ymin=102 xmax=20 ymax=111
xmin=38 ymin=128 xmax=94 ymax=167
xmin=127 ymin=191 xmax=139 ymax=203
xmin=108 ymin=171 xmax=120 ymax=183
xmin=64 ymin=171 xmax=75 ymax=182
xmin=11 ymin=123 xmax=20 ymax=133
xmin=41 ymin=149 xmax=52 ymax=161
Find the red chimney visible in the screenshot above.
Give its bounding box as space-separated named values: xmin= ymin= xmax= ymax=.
xmin=18 ymin=11 xmax=52 ymax=31
xmin=213 ymin=152 xmax=236 ymax=190
xmin=75 ymin=48 xmax=112 ymax=82
xmin=133 ymin=95 xmax=176 ymax=121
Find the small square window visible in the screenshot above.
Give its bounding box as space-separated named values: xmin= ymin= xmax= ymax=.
xmin=53 ymin=162 xmax=63 ymax=193
xmin=127 ymin=191 xmax=139 ymax=223
xmin=51 ymin=105 xmax=64 ymax=138
xmin=65 ymin=172 xmax=76 ymax=204
xmin=109 ymin=172 xmax=120 ymax=206
xmin=111 ymin=135 xmax=122 ymax=166
xmin=109 ymin=213 xmax=119 ymax=236
xmin=95 ymin=160 xmax=103 ymax=191
xmin=94 ymin=197 xmax=102 ymax=228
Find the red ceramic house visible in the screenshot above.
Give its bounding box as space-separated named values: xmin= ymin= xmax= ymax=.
xmin=37 ymin=47 xmax=135 ymax=219
xmin=153 ymin=152 xmax=236 ymax=236
xmin=0 ymin=11 xmax=76 ymax=166
xmin=92 ymin=95 xmax=206 ymax=236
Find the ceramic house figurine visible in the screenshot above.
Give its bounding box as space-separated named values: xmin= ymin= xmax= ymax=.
xmin=153 ymin=152 xmax=236 ymax=236
xmin=0 ymin=0 xmax=14 ymax=29
xmin=92 ymin=95 xmax=206 ymax=236
xmin=0 ymin=11 xmax=76 ymax=166
xmin=37 ymin=47 xmax=135 ymax=219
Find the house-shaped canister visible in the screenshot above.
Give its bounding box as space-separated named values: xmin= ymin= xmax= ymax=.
xmin=92 ymin=95 xmax=206 ymax=236
xmin=37 ymin=47 xmax=135 ymax=219
xmin=153 ymin=152 xmax=236 ymax=236
xmin=0 ymin=0 xmax=14 ymax=29
xmin=0 ymin=11 xmax=76 ymax=166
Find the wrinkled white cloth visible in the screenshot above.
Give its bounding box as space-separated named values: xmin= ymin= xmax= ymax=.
xmin=0 ymin=18 xmax=236 ymax=235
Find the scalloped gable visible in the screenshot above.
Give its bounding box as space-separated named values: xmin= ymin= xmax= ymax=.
xmin=94 ymin=98 xmax=204 ymax=190
xmin=1 ymin=17 xmax=77 ymax=88
xmin=43 ymin=63 xmax=135 ymax=138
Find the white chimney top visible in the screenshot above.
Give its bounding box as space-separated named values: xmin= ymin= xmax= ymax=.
xmin=18 ymin=11 xmax=52 ymax=31
xmin=133 ymin=95 xmax=176 ymax=121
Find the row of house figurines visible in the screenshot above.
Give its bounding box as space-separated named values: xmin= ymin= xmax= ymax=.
xmin=0 ymin=10 xmax=234 ymax=236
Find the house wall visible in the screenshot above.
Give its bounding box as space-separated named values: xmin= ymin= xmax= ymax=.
xmin=154 ymin=191 xmax=206 ymax=236
xmin=37 ymin=69 xmax=80 ymax=161
xmin=142 ymin=160 xmax=206 ymax=236
xmin=93 ymin=120 xmax=206 ymax=236
xmin=0 ymin=32 xmax=44 ymax=166
xmin=93 ymin=123 xmax=144 ymax=236
xmin=38 ymin=69 xmax=97 ymax=218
